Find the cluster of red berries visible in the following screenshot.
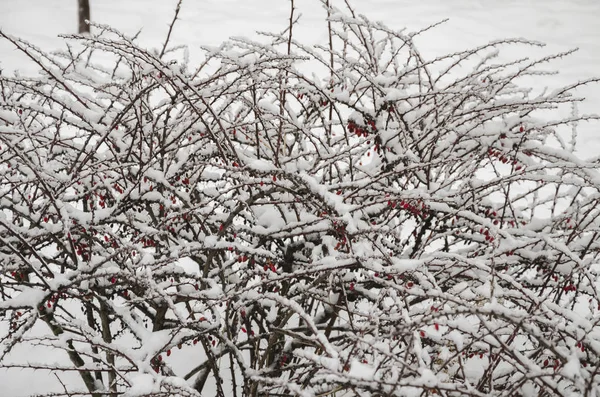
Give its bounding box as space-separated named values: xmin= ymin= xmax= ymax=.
xmin=88 ymin=191 xmax=108 ymax=208
xmin=151 ymin=355 xmax=162 ymax=373
xmin=334 ymin=237 xmax=348 ymax=251
xmin=388 ymin=199 xmax=429 ymax=219
xmin=263 ymin=261 xmax=277 ymax=273
xmin=165 ymin=225 xmax=177 ymax=234
xmin=477 ymin=228 xmax=495 ymax=243
xmin=9 ymin=310 xmax=23 ymax=330
xmin=487 ymin=148 xmax=523 ymax=170
xmin=10 ymin=271 xmax=25 ymax=281
xmin=176 ymin=175 xmax=190 ymax=185
xmin=279 ymin=354 xmax=289 ymax=367
xmin=140 ymin=237 xmax=156 ymax=248
xmin=381 ymin=103 xmax=395 ymax=112
xmin=74 ymin=241 xmax=90 ymax=260
xmin=104 ymin=235 xmax=119 ymax=248
xmin=39 ymin=293 xmax=65 ymax=310
xmin=240 ymin=326 xmax=255 ymax=336
xmin=461 ymin=350 xmax=486 ymax=359
xmin=333 ymin=221 xmax=347 ymax=250
xmin=347 ymin=119 xmax=377 ymax=137
xmin=542 ymin=358 xmax=561 ymax=370
xmin=113 ymin=183 xmax=124 ymax=194
xmin=483 ymin=209 xmax=525 ymax=228
xmin=167 ymin=194 xmax=178 ymax=205
xmin=141 ymin=177 xmax=155 ymax=191
xmin=564 ymin=217 xmax=574 ymax=229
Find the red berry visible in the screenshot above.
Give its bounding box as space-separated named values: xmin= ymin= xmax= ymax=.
xmin=167 ymin=349 xmax=171 ymax=357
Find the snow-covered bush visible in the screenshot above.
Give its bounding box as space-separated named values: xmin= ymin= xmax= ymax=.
xmin=1 ymin=1 xmax=599 ymax=396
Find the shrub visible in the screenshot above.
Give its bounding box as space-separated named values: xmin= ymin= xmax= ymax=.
xmin=1 ymin=1 xmax=599 ymax=396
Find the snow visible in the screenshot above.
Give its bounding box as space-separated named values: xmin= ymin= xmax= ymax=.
xmin=123 ymin=373 xmax=157 ymax=396
xmin=349 ymin=359 xmax=377 ymax=380
xmin=446 ymin=329 xmax=464 ymax=351
xmin=561 ymin=352 xmax=582 ymax=379
xmin=1 ymin=0 xmax=599 ymax=395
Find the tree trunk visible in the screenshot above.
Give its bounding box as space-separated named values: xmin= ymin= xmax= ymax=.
xmin=78 ymin=0 xmax=91 ymax=34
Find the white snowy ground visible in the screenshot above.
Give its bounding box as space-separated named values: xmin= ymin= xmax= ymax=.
xmin=0 ymin=0 xmax=599 ymax=395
